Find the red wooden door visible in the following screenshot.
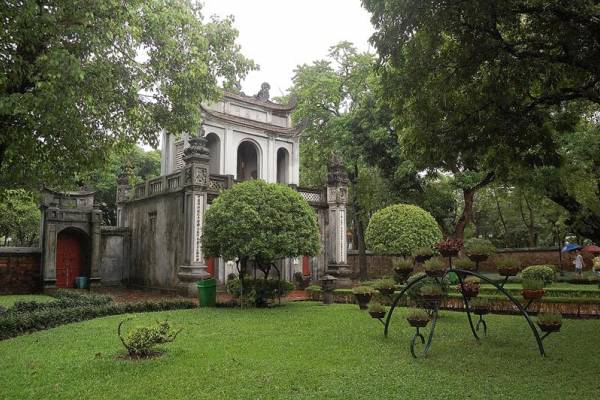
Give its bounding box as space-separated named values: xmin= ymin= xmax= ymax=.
xmin=55 ymin=232 xmax=82 ymax=288
xmin=302 ymin=256 xmax=310 ymax=276
xmin=207 ymin=257 xmax=215 ymax=277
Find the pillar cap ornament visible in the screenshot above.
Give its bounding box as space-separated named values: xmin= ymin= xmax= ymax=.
xmin=327 ymin=153 xmax=349 ymax=185
xmin=183 ymin=129 xmax=210 ymax=165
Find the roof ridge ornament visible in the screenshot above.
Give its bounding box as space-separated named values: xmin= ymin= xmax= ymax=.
xmin=254 ymin=82 xmax=270 ymax=101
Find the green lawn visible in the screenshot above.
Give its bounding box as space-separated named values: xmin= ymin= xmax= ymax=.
xmin=1 ymin=302 xmax=599 ymax=399
xmin=0 ymin=294 xmax=53 ymax=308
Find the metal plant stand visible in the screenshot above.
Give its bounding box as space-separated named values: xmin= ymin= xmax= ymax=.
xmin=381 ymin=268 xmax=556 ymax=358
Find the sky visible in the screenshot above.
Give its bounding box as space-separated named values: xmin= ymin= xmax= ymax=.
xmin=201 ymin=0 xmax=375 ymax=97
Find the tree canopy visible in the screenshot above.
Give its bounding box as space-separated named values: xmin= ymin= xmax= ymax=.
xmin=202 ymin=180 xmax=320 ymax=275
xmin=362 ymin=0 xmax=600 ymax=241
xmin=1 ymin=0 xmax=255 ymax=190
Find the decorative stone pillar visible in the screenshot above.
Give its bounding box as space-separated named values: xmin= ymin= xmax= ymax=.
xmin=177 ymin=130 xmax=212 ymax=296
xmin=325 ymin=153 xmax=351 ymax=287
xmin=116 ymin=163 xmax=132 ymax=227
xmin=89 ymin=204 xmax=103 ymax=286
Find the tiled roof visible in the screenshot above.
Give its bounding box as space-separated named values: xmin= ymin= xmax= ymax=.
xmin=201 ymin=106 xmax=301 ymax=136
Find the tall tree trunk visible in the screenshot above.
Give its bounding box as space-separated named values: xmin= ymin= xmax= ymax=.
xmin=454 ymin=188 xmax=475 ymax=240
xmin=453 ymin=171 xmax=495 ymax=240
xmin=492 ymin=189 xmax=509 ymax=247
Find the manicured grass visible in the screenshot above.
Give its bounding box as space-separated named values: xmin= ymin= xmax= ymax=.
xmin=1 ymin=302 xmax=599 ymax=399
xmin=0 ymin=294 xmax=53 ymax=308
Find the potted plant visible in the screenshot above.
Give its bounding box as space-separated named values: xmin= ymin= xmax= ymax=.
xmin=373 ymin=278 xmax=396 ymax=296
xmin=368 ymin=302 xmax=386 ymax=319
xmin=412 ymin=247 xmax=434 ymax=263
xmin=496 ymin=257 xmax=521 ymax=277
xmin=521 ymin=279 xmax=545 ymax=300
xmin=435 ymin=238 xmax=463 ymax=258
xmin=464 ymin=238 xmax=496 ymax=264
xmin=393 ymin=258 xmax=413 ymax=283
xmin=419 ymin=284 xmax=444 ymax=304
xmin=453 ymin=257 xmax=476 ymax=271
xmin=458 ymin=276 xmax=480 ymax=298
xmin=469 ymin=297 xmax=489 ymax=315
xmin=536 ymin=311 xmax=562 ymax=333
xmin=423 ymin=257 xmax=447 ymax=278
xmin=352 ymin=286 xmax=375 ymax=310
xmin=406 ymin=308 xmax=430 ymax=327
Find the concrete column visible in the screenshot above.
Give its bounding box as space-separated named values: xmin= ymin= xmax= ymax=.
xmin=177 ymin=130 xmax=212 ymax=296
xmin=325 ymin=153 xmax=351 ymax=286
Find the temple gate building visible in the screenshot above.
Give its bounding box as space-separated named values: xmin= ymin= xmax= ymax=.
xmin=34 ymin=84 xmax=349 ymax=296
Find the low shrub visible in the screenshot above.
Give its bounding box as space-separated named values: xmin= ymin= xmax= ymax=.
xmin=407 ymin=308 xmax=429 ymax=321
xmin=469 ymin=297 xmax=489 ymax=308
xmin=9 ymin=290 xmax=114 ymax=314
xmin=522 ymin=278 xmax=544 ymax=291
xmin=373 ymin=278 xmax=396 ymax=290
xmin=496 ymin=257 xmax=520 ymax=269
xmin=118 ymin=319 xmax=181 ymax=358
xmin=352 ymin=286 xmax=374 ymax=295
xmin=305 ymin=285 xmax=321 ymax=293
xmin=423 ymin=257 xmax=446 ymax=272
xmin=464 ymin=238 xmax=496 ymax=256
xmin=521 ymin=265 xmax=555 ymax=286
xmin=393 ymin=258 xmax=413 ymax=271
xmin=419 ymin=284 xmax=443 ymax=297
xmin=0 ymin=299 xmax=196 ymax=341
xmin=412 ymin=247 xmax=434 ymax=258
xmin=225 ymin=278 xmax=294 ymax=307
xmin=537 ymin=312 xmax=562 ymax=325
xmin=453 ymin=258 xmax=476 ymax=271
xmin=405 ymin=272 xmax=449 ymax=300
xmin=367 ymin=302 xmax=386 ymax=313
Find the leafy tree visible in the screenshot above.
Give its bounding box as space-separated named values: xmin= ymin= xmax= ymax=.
xmin=0 ymin=190 xmax=40 ymax=246
xmin=83 ymin=146 xmax=161 ymax=225
xmin=1 ymin=0 xmax=255 ymax=190
xmin=362 ymin=0 xmax=600 ymax=241
xmin=365 ymin=204 xmax=442 ymax=256
xmin=202 ymin=180 xmax=320 ymax=278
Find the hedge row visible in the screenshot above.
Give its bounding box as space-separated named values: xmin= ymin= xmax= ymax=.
xmin=0 ymin=299 xmax=196 ymax=341
xmin=8 ymin=290 xmax=114 ymax=314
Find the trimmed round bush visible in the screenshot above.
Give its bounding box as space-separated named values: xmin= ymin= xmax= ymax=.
xmin=521 ymin=265 xmax=555 ymax=286
xmin=365 ymin=204 xmax=442 ymax=256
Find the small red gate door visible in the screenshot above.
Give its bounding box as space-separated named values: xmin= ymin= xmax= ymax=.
xmin=55 ymin=231 xmax=82 ymax=288
xmin=207 ymin=257 xmax=215 ymax=277
xmin=302 ymin=256 xmax=310 ymax=276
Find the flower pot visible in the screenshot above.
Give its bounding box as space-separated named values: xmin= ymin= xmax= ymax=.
xmin=537 ymin=322 xmax=561 ymax=333
xmin=369 ymin=311 xmax=386 ymax=319
xmin=407 ymin=317 xmax=429 ymax=328
xmin=394 ymin=268 xmax=412 ymax=283
xmin=439 ymin=250 xmax=459 ymax=258
xmin=471 ymin=307 xmax=489 ymax=316
xmin=497 ymin=267 xmax=520 ymax=277
xmin=420 ymin=294 xmax=443 ymax=303
xmin=378 ymin=287 xmax=395 ymax=296
xmin=467 ymin=254 xmax=489 ymax=263
xmin=521 ymin=289 xmax=545 ymax=300
xmin=425 ymin=269 xmax=447 ymax=278
xmin=414 ymin=255 xmax=433 ymax=263
xmin=354 ymin=293 xmax=372 ymax=310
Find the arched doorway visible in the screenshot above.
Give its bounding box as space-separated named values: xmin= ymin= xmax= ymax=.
xmin=206 ymin=133 xmax=221 ymax=174
xmin=55 ymin=228 xmax=90 ymax=288
xmin=276 ymin=148 xmax=290 ymax=184
xmin=237 ymin=141 xmax=259 ymax=181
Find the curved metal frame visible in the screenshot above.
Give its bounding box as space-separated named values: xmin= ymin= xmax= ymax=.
xmin=383 ymin=268 xmax=546 ymax=357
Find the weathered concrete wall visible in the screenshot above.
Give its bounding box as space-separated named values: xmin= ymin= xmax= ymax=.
xmin=122 ymin=191 xmax=184 ymax=291
xmin=99 ymin=227 xmax=130 ymax=286
xmin=347 ymin=247 xmax=592 ymax=279
xmin=0 ymin=247 xmax=42 ymax=294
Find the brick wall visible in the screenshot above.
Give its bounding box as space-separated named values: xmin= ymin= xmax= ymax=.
xmin=347 ymin=247 xmax=593 ymax=279
xmin=0 ymin=247 xmax=42 ymax=295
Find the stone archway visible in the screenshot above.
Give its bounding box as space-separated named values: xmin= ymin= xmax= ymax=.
xmin=206 ymin=133 xmax=221 ymax=174
xmin=276 ymin=148 xmax=290 ymax=184
xmin=237 ymin=140 xmax=260 ymax=181
xmin=55 ymin=228 xmax=91 ymax=288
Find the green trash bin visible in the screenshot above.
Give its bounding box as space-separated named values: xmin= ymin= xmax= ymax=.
xmin=197 ymin=278 xmax=216 ymax=307
xmin=75 ymin=276 xmax=90 ymax=289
